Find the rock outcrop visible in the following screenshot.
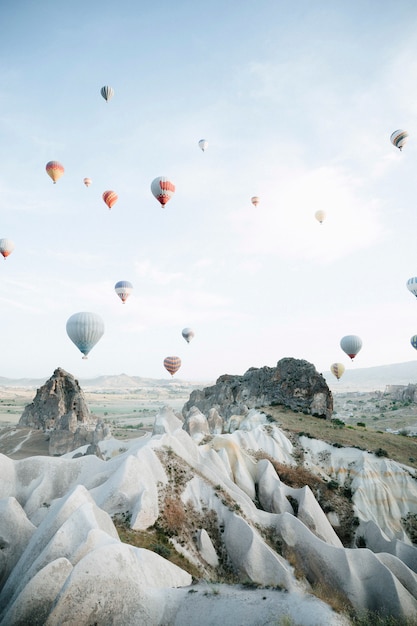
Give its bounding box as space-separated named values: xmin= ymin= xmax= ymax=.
xmin=18 ymin=368 xmax=110 ymax=455
xmin=182 ymin=357 xmax=333 ymax=426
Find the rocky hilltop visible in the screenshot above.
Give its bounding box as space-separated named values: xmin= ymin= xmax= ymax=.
xmin=183 ymin=357 xmax=333 ymax=422
xmin=18 ymin=367 xmax=110 ymax=456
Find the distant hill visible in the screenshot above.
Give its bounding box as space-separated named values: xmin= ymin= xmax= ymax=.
xmin=324 ymin=360 xmax=417 ymax=392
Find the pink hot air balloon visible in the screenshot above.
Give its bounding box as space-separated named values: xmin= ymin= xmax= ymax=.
xmin=83 ymin=177 xmax=92 ymax=187
xmin=151 ymin=177 xmax=175 ymax=208
xmin=251 ymin=196 xmax=260 ymax=207
xmin=102 ymin=190 xmax=118 ymax=210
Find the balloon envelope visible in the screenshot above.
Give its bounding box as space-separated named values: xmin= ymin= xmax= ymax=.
xmin=251 ymin=196 xmax=260 ymax=207
xmin=411 ymin=336 xmax=417 ymax=351
xmin=114 ymin=280 xmax=133 ymax=303
xmin=198 ymin=139 xmax=208 ymax=151
xmin=182 ymin=327 xmax=195 ymax=343
xmin=390 ymin=129 xmax=409 ymax=151
xmin=83 ymin=177 xmax=92 ymax=187
xmin=151 ymin=177 xmax=175 ymax=207
xmin=330 ymin=363 xmax=345 ymax=380
xmin=0 ymin=238 xmax=14 ymax=259
xmin=46 ymin=161 xmax=64 ymax=184
xmin=163 ymin=356 xmax=181 ymax=376
xmin=66 ymin=312 xmax=104 ymax=359
xmin=315 ymin=210 xmax=326 ymax=224
xmin=340 ymin=335 xmax=362 ymax=360
xmin=102 ymin=190 xmax=118 ymax=209
xmin=406 ymin=277 xmax=417 ymax=298
xmin=101 ymin=86 xmax=114 ymax=101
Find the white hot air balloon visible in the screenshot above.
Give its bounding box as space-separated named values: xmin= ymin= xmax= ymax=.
xmin=66 ymin=312 xmax=105 ymax=359
xmin=340 ymin=335 xmax=362 ymax=361
xmin=315 ymin=210 xmax=326 ymax=224
xmin=198 ymin=139 xmax=208 ymax=152
xmin=182 ymin=327 xmax=195 ymax=343
xmin=406 ymin=277 xmax=417 ymax=298
xmin=390 ymin=129 xmax=409 ymax=151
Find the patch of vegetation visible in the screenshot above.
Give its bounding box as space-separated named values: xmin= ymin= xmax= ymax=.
xmin=350 ymin=612 xmax=417 ymax=625
xmin=402 ymin=513 xmax=417 ymax=545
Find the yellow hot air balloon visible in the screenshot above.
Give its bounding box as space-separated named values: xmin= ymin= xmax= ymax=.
xmin=46 ymin=161 xmax=64 ymax=184
xmin=315 ymin=210 xmax=326 ymax=224
xmin=330 ymin=363 xmax=345 ymax=380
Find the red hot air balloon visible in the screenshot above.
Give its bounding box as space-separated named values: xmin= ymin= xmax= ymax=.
xmin=151 ymin=177 xmax=175 ymax=208
xmin=102 ymin=190 xmax=118 ymax=210
xmin=0 ymin=238 xmax=15 ymax=259
xmin=46 ymin=161 xmax=64 ymax=184
xmin=163 ymin=356 xmax=181 ymax=376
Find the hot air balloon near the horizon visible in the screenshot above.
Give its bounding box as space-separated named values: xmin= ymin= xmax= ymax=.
xmin=163 ymin=356 xmax=181 ymax=377
xmin=114 ymin=280 xmax=133 ymax=304
xmin=102 ymin=190 xmax=118 ymax=210
xmin=340 ymin=335 xmax=362 ymax=360
xmin=182 ymin=328 xmax=195 ymax=343
xmin=315 ymin=210 xmax=326 ymax=224
xmin=46 ymin=161 xmax=64 ymax=184
xmin=390 ymin=129 xmax=409 ymax=151
xmin=101 ymin=85 xmax=114 ymax=102
xmin=198 ymin=139 xmax=208 ymax=152
xmin=411 ymin=336 xmax=417 ymax=351
xmin=83 ymin=177 xmax=92 ymax=188
xmin=406 ymin=277 xmax=417 ymax=298
xmin=0 ymin=238 xmax=15 ymax=259
xmin=330 ymin=363 xmax=345 ymax=380
xmin=151 ymin=177 xmax=175 ymax=208
xmin=66 ymin=312 xmax=104 ymax=359
xmin=251 ymin=196 xmax=260 ymax=207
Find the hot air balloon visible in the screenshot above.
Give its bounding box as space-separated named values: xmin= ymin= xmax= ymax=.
xmin=406 ymin=277 xmax=417 ymax=298
xmin=182 ymin=328 xmax=195 ymax=343
xmin=102 ymin=190 xmax=118 ymax=210
xmin=340 ymin=335 xmax=362 ymax=360
xmin=411 ymin=336 xmax=417 ymax=351
xmin=330 ymin=363 xmax=345 ymax=380
xmin=151 ymin=177 xmax=175 ymax=208
xmin=114 ymin=280 xmax=133 ymax=304
xmin=315 ymin=210 xmax=326 ymax=224
xmin=251 ymin=196 xmax=260 ymax=207
xmin=66 ymin=312 xmax=104 ymax=359
xmin=101 ymin=86 xmax=114 ymax=102
xmin=163 ymin=356 xmax=181 ymax=376
xmin=83 ymin=177 xmax=92 ymax=187
xmin=198 ymin=139 xmax=208 ymax=152
xmin=46 ymin=161 xmax=64 ymax=184
xmin=390 ymin=129 xmax=409 ymax=151
xmin=0 ymin=238 xmax=14 ymax=259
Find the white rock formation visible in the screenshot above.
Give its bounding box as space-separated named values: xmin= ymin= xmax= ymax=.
xmin=0 ymin=408 xmax=416 ymax=624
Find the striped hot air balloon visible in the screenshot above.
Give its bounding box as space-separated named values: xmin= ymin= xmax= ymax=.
xmin=390 ymin=129 xmax=409 ymax=151
xmin=151 ymin=177 xmax=175 ymax=208
xmin=66 ymin=312 xmax=105 ymax=359
xmin=102 ymin=190 xmax=118 ymax=209
xmin=330 ymin=363 xmax=345 ymax=380
xmin=46 ymin=161 xmax=64 ymax=184
xmin=163 ymin=356 xmax=181 ymax=376
xmin=101 ymin=85 xmax=114 ymax=101
xmin=406 ymin=277 xmax=417 ymax=298
xmin=114 ymin=280 xmax=133 ymax=304
xmin=340 ymin=335 xmax=362 ymax=360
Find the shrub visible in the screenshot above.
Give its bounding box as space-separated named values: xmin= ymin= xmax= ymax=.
xmin=374 ymin=448 xmax=388 ymax=458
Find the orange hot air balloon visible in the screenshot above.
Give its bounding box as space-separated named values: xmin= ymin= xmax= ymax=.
xmin=102 ymin=190 xmax=118 ymax=210
xmin=0 ymin=238 xmax=15 ymax=259
xmin=163 ymin=356 xmax=181 ymax=376
xmin=151 ymin=177 xmax=175 ymax=208
xmin=46 ymin=161 xmax=64 ymax=184
xmin=83 ymin=177 xmax=92 ymax=187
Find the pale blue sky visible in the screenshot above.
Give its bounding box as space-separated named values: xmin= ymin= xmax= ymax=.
xmin=2 ymin=1 xmax=417 ymax=382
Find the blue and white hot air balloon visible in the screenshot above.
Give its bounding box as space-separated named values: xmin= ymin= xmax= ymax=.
xmin=340 ymin=335 xmax=362 ymax=361
xmin=66 ymin=312 xmax=104 ymax=359
xmin=406 ymin=277 xmax=417 ymax=298
xmin=114 ymin=280 xmax=133 ymax=304
xmin=182 ymin=327 xmax=195 ymax=343
xmin=100 ymin=85 xmax=114 ymax=102
xmin=390 ymin=129 xmax=409 ymax=151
